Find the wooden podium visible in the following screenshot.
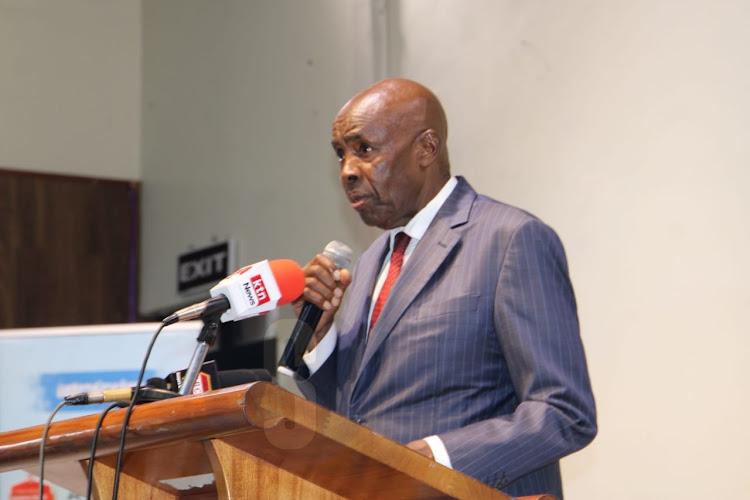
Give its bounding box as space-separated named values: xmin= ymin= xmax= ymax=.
xmin=0 ymin=382 xmax=554 ymax=499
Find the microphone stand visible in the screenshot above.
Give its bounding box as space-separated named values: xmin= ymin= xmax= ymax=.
xmin=179 ymin=312 xmax=221 ymax=396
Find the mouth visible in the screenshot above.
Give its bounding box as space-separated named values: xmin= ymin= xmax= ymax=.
xmin=347 ymin=192 xmax=369 ymax=210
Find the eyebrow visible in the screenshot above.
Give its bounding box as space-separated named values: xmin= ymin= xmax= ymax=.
xmin=331 ymin=133 xmax=364 ymax=150
xmin=342 ymin=133 xmax=363 ymax=144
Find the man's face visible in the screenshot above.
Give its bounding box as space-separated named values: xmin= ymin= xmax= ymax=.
xmin=331 ymin=95 xmax=425 ymax=230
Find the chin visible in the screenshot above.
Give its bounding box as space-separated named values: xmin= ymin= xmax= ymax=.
xmin=356 ymin=206 xmax=403 ymax=230
xmin=357 ymin=212 xmax=388 ymax=229
xmin=358 ymin=214 xmax=380 ymax=228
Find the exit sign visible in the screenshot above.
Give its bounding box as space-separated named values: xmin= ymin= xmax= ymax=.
xmin=177 ymin=241 xmax=233 ymax=294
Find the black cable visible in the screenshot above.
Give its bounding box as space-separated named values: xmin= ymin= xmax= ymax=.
xmin=112 ymin=321 xmax=167 ymax=499
xmin=87 ymin=402 xmax=126 ymax=499
xmin=39 ymin=400 xmax=67 ymax=500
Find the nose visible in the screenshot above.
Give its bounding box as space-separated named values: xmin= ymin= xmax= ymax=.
xmin=340 ymin=156 xmax=360 ymax=185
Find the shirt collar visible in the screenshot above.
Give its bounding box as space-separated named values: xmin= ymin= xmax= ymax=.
xmin=388 ymin=176 xmax=458 ymax=244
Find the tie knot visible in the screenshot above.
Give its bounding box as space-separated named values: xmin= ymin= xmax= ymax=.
xmin=393 ymin=232 xmax=410 ymax=256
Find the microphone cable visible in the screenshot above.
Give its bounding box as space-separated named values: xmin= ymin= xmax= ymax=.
xmin=111 ymin=321 xmax=167 ymax=499
xmin=38 ymin=400 xmax=66 ymax=500
xmin=86 ymin=401 xmax=127 ymax=499
xmin=37 ymin=322 xmax=173 ymax=500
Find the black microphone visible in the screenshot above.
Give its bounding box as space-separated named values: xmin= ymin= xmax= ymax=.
xmin=278 ymin=241 xmax=352 ymax=374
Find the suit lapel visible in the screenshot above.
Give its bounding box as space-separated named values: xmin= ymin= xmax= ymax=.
xmin=354 ymin=177 xmax=476 ymax=386
xmin=337 ymin=233 xmax=389 ymax=380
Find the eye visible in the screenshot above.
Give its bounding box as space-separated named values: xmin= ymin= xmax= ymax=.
xmin=358 ymin=144 xmax=373 ymax=155
xmin=334 ymin=148 xmax=345 ymax=162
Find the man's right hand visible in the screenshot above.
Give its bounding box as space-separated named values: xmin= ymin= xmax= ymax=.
xmin=292 ymin=253 xmax=352 ymax=351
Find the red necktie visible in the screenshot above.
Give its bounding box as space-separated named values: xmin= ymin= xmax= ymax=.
xmin=370 ymin=232 xmax=411 ymax=331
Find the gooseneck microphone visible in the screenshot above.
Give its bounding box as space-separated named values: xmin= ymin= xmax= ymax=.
xmin=278 ymin=241 xmax=352 ymax=374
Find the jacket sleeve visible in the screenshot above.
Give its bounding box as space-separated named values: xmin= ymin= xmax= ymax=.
xmin=438 ymin=218 xmax=597 ymax=485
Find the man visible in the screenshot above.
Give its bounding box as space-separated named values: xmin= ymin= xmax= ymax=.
xmin=293 ymin=78 xmax=596 ymax=498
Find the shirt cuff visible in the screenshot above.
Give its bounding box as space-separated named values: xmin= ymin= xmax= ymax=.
xmin=423 ymin=435 xmax=453 ymax=469
xmin=301 ymin=324 xmax=337 ymax=375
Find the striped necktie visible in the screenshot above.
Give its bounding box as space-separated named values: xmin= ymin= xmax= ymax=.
xmin=370 ymin=232 xmax=411 ymax=331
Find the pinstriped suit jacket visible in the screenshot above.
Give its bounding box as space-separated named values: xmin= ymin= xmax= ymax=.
xmin=305 ymin=177 xmax=596 ymax=498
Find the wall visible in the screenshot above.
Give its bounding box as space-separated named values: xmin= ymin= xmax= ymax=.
xmin=390 ymin=1 xmax=750 ymax=498
xmin=139 ymin=0 xmax=383 ymax=314
xmin=0 ymin=0 xmax=141 ymax=180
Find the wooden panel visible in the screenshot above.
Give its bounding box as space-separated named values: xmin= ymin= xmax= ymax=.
xmin=89 ymin=458 xmax=179 ymax=500
xmin=0 ymin=168 xmax=139 ymax=327
xmin=207 ymin=439 xmax=345 ymax=500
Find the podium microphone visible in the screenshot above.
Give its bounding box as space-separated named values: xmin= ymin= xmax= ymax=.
xmin=162 ymin=259 xmax=304 ymax=395
xmin=278 ymin=241 xmax=352 ymax=375
xmin=64 ymin=382 xmax=177 ymax=406
xmin=163 ymin=259 xmax=305 ymax=325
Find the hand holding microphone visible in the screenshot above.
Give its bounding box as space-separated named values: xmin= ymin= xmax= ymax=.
xmin=296 ymin=243 xmax=353 ymax=341
xmin=279 ymin=241 xmax=352 ymax=372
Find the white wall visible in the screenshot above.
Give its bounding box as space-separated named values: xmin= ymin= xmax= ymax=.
xmin=0 ymin=0 xmax=141 ymax=179
xmin=390 ymin=1 xmax=750 ymax=498
xmin=139 ymin=0 xmax=383 ymax=313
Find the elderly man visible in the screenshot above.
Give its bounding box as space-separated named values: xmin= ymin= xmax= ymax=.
xmin=294 ymin=78 xmax=596 ymax=498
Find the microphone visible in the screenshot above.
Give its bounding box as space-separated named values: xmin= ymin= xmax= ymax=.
xmin=64 ymin=385 xmax=178 ymax=406
xmin=278 ymin=241 xmax=352 ymax=374
xmin=163 ymin=259 xmax=305 ymax=325
xmin=163 ymin=360 xmax=220 ymax=394
xmin=64 ymin=367 xmax=277 ymax=406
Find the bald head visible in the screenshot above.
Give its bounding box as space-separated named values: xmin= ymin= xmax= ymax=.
xmin=337 ymin=79 xmax=450 ymax=174
xmin=331 ymin=79 xmax=452 ymax=229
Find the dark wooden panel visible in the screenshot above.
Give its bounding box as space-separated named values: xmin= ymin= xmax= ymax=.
xmin=0 ymin=168 xmax=139 ymax=328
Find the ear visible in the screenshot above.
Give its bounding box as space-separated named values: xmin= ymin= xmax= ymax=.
xmin=415 ymin=129 xmax=441 ymax=167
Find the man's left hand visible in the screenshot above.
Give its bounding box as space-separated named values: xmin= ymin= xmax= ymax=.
xmin=406 ymin=439 xmax=434 ymax=460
